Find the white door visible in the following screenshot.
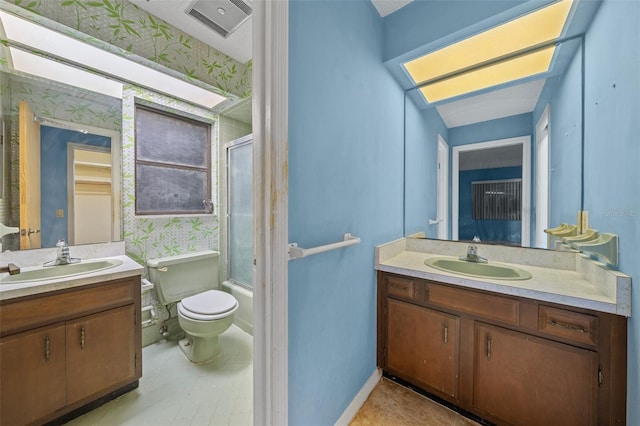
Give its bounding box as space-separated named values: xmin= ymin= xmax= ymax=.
xmin=18 ymin=100 xmax=42 ymax=249
xmin=436 ymin=135 xmax=449 ymax=239
xmin=535 ymin=106 xmax=550 ymax=248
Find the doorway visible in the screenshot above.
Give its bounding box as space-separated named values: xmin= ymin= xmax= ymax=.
xmin=66 ymin=144 xmax=112 ymax=245
xmin=436 ymin=134 xmax=449 ymax=240
xmin=452 ymin=136 xmax=531 ymax=246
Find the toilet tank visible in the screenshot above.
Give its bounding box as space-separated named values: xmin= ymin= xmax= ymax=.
xmin=147 ymin=250 xmax=219 ymax=305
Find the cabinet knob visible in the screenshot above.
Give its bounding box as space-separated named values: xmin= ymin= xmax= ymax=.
xmin=486 ymin=335 xmax=492 ymax=360
xmin=80 ymin=327 xmax=86 ymax=349
xmin=443 ymin=323 xmax=449 ymax=344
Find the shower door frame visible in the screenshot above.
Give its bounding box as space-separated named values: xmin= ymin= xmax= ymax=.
xmin=225 ymin=134 xmax=254 ymax=289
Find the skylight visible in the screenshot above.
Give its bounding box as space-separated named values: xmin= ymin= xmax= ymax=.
xmin=9 ymin=47 xmax=123 ymax=99
xmin=0 ymin=10 xmax=227 ymax=109
xmin=403 ymin=0 xmax=573 ymax=103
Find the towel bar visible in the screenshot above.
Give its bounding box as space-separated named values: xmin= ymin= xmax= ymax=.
xmin=288 ymin=233 xmax=360 ymax=260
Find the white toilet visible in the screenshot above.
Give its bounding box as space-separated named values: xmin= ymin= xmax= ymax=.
xmin=147 ymin=250 xmax=238 ymax=363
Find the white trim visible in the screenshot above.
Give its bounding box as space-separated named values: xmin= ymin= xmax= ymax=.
xmin=253 ymin=1 xmax=289 ymax=425
xmin=535 ymin=105 xmax=550 ymax=248
xmin=334 ymin=368 xmax=382 ymax=426
xmin=436 ymin=134 xmax=449 ymax=240
xmin=452 ymin=136 xmax=531 ymax=246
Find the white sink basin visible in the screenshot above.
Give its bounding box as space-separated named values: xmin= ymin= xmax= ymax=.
xmin=1 ymin=259 xmax=123 ymax=284
xmin=424 ymin=257 xmax=532 ymax=280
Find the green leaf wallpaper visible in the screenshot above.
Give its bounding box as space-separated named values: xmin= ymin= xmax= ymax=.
xmin=121 ymin=86 xmax=220 ymax=265
xmin=9 ymin=0 xmax=252 ymax=98
xmin=1 ymin=1 xmax=240 ymax=280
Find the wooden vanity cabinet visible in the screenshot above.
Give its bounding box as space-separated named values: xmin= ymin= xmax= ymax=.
xmin=386 ymin=299 xmax=460 ymax=398
xmin=377 ymin=271 xmax=627 ymax=425
xmin=0 ymin=276 xmax=141 ymax=425
xmin=474 ymin=323 xmax=598 ymax=425
xmin=0 ymin=323 xmax=67 ymax=425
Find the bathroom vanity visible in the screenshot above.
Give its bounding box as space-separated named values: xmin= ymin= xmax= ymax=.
xmin=376 ymin=238 xmax=630 ymax=426
xmin=0 ymin=254 xmax=143 ymax=425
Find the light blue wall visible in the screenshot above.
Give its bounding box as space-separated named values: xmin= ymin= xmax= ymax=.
xmin=581 ymin=0 xmax=640 ymax=423
xmin=287 ymin=0 xmax=638 ymax=423
xmin=288 ymin=1 xmax=404 ymax=424
xmin=382 ymin=0 xmax=529 ymax=62
xmin=40 ymin=126 xmax=110 ymax=248
xmin=448 ymin=112 xmax=533 ymax=147
xmin=404 ymin=100 xmax=448 ymax=237
xmin=533 ymin=43 xmax=583 ymax=230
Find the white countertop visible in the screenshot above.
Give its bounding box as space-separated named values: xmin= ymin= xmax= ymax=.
xmin=0 ymin=255 xmax=144 ymax=301
xmin=376 ymin=238 xmax=631 ymax=317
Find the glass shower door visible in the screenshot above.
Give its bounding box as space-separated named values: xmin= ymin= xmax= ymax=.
xmin=227 ymin=135 xmax=253 ymax=288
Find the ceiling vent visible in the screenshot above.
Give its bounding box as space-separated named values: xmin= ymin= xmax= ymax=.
xmin=186 ymin=0 xmax=252 ymax=39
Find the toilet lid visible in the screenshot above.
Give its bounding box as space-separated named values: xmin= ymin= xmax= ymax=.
xmin=181 ymin=290 xmax=237 ymax=315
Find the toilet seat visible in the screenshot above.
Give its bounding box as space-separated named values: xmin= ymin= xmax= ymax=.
xmin=178 ymin=290 xmax=238 ymax=321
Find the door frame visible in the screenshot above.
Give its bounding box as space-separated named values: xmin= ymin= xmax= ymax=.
xmin=224 ymin=134 xmax=254 ymax=288
xmin=66 ymin=143 xmax=112 ymax=245
xmin=451 ymin=136 xmax=531 ymax=246
xmin=252 ymin=1 xmax=289 ymax=424
xmin=436 ymin=134 xmax=449 ymax=240
xmin=535 ymin=105 xmax=550 ymax=248
xmin=40 ymin=116 xmax=121 ymax=246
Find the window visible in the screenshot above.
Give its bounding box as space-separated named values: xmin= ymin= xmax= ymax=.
xmin=472 ymin=179 xmax=522 ymax=221
xmin=134 ymin=104 xmax=211 ymax=215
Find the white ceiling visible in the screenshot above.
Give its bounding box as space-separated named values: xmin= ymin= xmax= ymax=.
xmin=459 ymin=144 xmax=523 ymax=171
xmin=128 ymin=0 xmax=413 ymax=64
xmin=436 ymin=79 xmax=546 ymax=128
xmin=128 ymin=0 xmax=252 ymax=64
xmin=129 ymin=0 xmax=539 ymax=126
xmin=370 ymin=0 xmax=414 ymax=17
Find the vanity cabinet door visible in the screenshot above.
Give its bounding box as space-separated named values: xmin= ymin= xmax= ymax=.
xmin=0 ymin=323 xmax=66 ymax=425
xmin=474 ymin=323 xmax=598 ymax=425
xmin=387 ymin=299 xmax=459 ymax=398
xmin=66 ymin=304 xmax=137 ymax=405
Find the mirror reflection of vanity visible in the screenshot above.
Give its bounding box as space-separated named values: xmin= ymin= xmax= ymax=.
xmin=0 ymin=70 xmax=122 ymax=251
xmin=400 ymin=0 xmax=600 ymax=250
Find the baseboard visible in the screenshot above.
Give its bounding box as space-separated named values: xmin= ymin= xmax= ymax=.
xmin=334 ymin=368 xmax=382 ymax=426
xmin=234 ymin=317 xmax=254 ymax=336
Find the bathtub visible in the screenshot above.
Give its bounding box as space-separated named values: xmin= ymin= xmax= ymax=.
xmin=222 ymin=280 xmax=253 ymax=336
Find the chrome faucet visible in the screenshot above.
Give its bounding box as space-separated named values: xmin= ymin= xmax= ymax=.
xmin=44 ymin=239 xmax=81 ymax=267
xmin=460 ymin=236 xmax=487 ymax=263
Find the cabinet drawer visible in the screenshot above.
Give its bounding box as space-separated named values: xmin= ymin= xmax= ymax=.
xmin=0 ymin=278 xmax=137 ymax=336
xmin=427 ymin=282 xmax=519 ymax=325
xmin=386 ymin=276 xmax=416 ymax=300
xmin=538 ymin=305 xmax=598 ymax=346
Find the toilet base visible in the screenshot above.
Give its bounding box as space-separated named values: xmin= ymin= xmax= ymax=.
xmin=178 ymin=335 xmax=222 ymax=364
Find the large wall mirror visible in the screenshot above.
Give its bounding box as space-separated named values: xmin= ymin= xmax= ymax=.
xmin=0 ymin=2 xmax=231 ymax=252
xmin=400 ymin=0 xmax=601 ymax=250
xmin=0 ymin=70 xmax=123 ymax=251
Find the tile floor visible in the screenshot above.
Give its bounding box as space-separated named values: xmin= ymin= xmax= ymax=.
xmin=67 ymin=324 xmax=253 ymax=426
xmin=66 ymin=326 xmax=480 ymax=426
xmin=350 ymin=378 xmax=482 ymax=426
